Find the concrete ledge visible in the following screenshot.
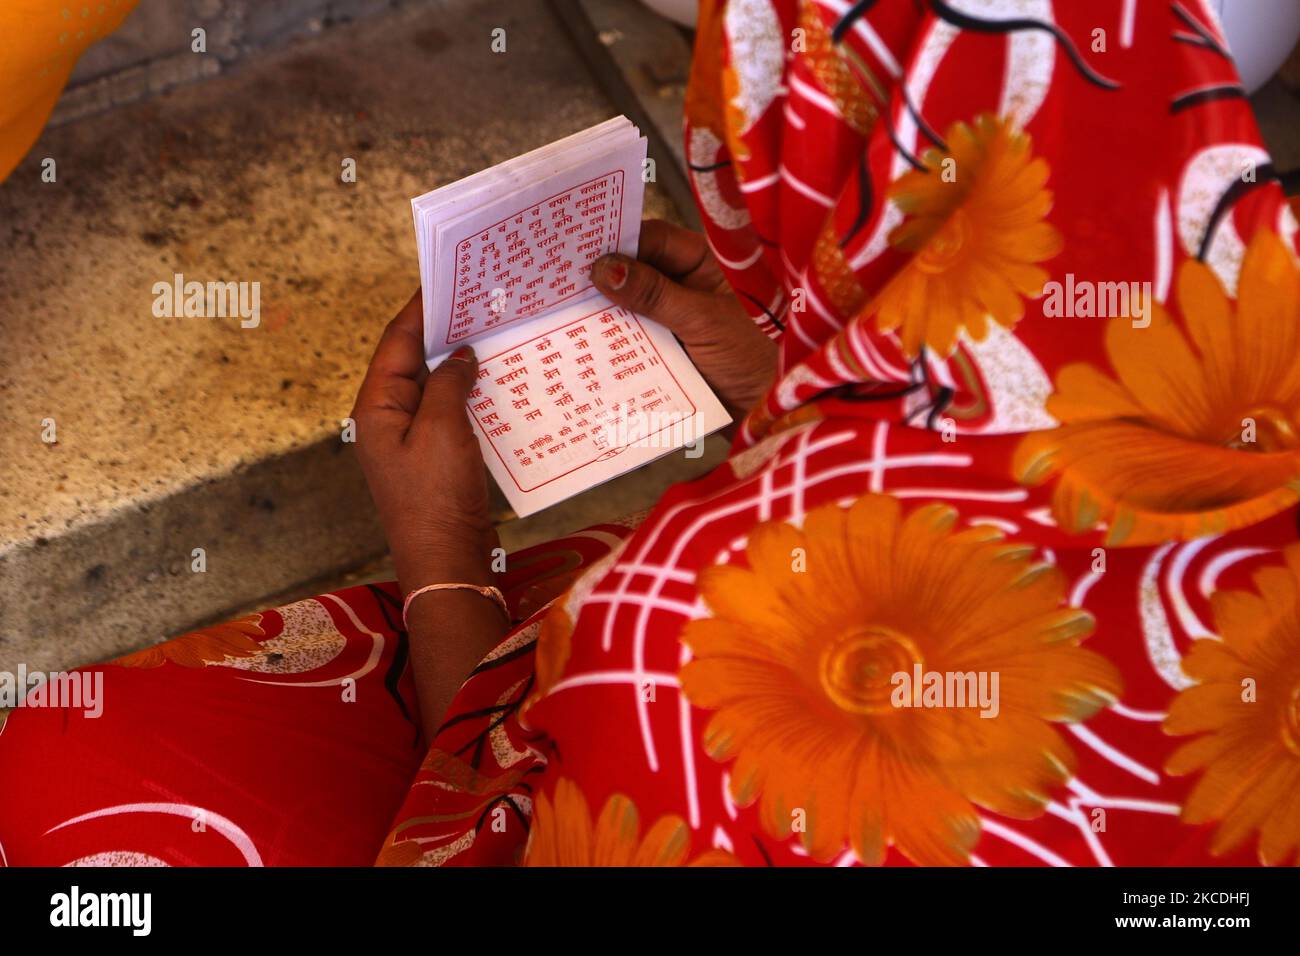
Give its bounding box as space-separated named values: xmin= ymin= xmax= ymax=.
xmin=1 ymin=439 xmax=386 ymax=674
xmin=0 ymin=0 xmax=686 ymax=674
xmin=552 ymin=0 xmax=700 ymax=228
xmin=53 ymin=0 xmax=402 ymax=127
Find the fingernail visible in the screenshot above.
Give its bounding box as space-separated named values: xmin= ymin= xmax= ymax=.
xmin=447 ymin=345 xmax=475 ymax=363
xmin=594 ymin=254 xmax=629 ymax=291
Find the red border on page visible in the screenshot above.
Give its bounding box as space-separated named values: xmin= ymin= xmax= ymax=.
xmin=446 ymin=170 xmax=626 ymax=346
xmin=470 ymin=306 xmax=699 ymax=495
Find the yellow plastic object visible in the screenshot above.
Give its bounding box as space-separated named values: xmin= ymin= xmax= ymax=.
xmin=0 ymin=1 xmax=139 ymax=183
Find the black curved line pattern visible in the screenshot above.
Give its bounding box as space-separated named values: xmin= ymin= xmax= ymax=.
xmin=1171 ymin=84 xmax=1246 ymax=114
xmin=1172 ymin=32 xmax=1231 ymax=62
xmin=831 ymin=0 xmax=882 ymax=44
xmin=884 ymin=110 xmax=928 ymax=171
xmin=902 ymin=395 xmax=933 ymax=426
xmin=469 ymin=639 xmax=535 ymax=677
xmin=740 ymin=289 xmax=786 ymax=332
xmin=751 ymin=834 xmax=776 ymax=866
xmin=900 ymin=84 xmax=947 ymax=151
xmin=901 ymin=350 xmax=953 ymax=428
xmin=929 ymin=0 xmax=1121 ymax=91
xmin=925 ymin=386 xmax=955 ymax=431
xmin=453 ymin=674 xmax=535 ymax=767
xmin=1172 ymin=33 xmax=1216 ymax=52
xmin=688 ymin=159 xmax=733 ymax=172
xmin=370 ymin=584 xmax=402 ymax=611
xmin=840 ymin=151 xmax=874 ymax=248
xmin=367 ymin=583 xmax=421 ymax=747
xmin=1171 ymin=0 xmax=1231 ymax=59
xmin=1196 ymin=162 xmax=1278 ymax=262
xmin=389 ymin=634 xmax=421 ymax=749
xmin=474 ymin=795 xmax=530 ymax=835
xmin=825 ymin=3 xmax=942 ymax=166
xmin=436 ymin=702 xmax=514 ymax=736
xmin=827 ymin=381 xmax=929 ymax=403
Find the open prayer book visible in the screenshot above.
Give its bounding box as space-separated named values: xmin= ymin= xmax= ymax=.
xmin=412 ymin=117 xmax=731 ymax=517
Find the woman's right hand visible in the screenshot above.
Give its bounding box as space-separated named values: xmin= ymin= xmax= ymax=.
xmin=591 ymin=219 xmax=778 ymax=419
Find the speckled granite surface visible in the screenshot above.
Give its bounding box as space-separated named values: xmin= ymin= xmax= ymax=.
xmin=0 ymin=0 xmax=688 ymax=674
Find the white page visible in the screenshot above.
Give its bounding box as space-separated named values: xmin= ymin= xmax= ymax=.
xmin=422 ymin=135 xmax=647 ymax=363
xmin=410 ymin=121 xmax=636 ymax=271
xmin=411 ymin=117 xmax=630 ymax=220
xmin=408 ymin=118 xmax=729 ymax=517
xmin=463 ymin=295 xmax=730 ymax=517
xmin=411 ymin=120 xmax=636 ymax=348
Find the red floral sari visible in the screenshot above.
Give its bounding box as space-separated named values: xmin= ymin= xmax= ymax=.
xmin=2 ymin=0 xmax=1298 ymax=867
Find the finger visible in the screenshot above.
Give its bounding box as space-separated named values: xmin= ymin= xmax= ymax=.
xmin=591 ymin=253 xmax=716 ymax=339
xmin=637 ymin=219 xmax=721 ymax=290
xmin=354 ymin=289 xmax=428 ymax=421
xmin=368 ymin=289 xmax=428 ymax=382
xmin=412 ymin=345 xmax=480 ymax=442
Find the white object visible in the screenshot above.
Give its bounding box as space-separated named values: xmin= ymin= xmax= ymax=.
xmin=1195 ymin=0 xmax=1299 ymax=93
xmin=410 ymin=118 xmax=730 ymax=517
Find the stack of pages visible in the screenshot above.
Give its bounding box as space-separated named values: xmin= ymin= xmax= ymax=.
xmin=412 ymin=117 xmax=730 ymax=516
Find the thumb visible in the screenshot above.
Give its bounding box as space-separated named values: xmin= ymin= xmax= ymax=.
xmin=592 ymin=253 xmax=710 ymax=338
xmin=414 ymin=344 xmax=479 ymax=435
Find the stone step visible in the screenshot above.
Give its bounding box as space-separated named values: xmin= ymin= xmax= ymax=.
xmin=0 ymin=0 xmax=705 ymax=677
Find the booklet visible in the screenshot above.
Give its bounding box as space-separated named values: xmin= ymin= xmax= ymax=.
xmin=412 ymin=117 xmax=731 ymax=517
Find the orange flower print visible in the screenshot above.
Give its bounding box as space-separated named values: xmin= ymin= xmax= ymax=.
xmin=1164 ymin=543 xmax=1300 ymax=865
xmin=113 ymin=615 xmax=264 ymax=668
xmin=533 ymin=605 xmax=574 ymax=701
xmin=1015 ymin=229 xmax=1300 ymax=546
xmin=524 ymin=778 xmax=740 ymax=867
xmin=680 ymin=494 xmax=1121 ymax=866
xmin=867 ymin=114 xmax=1063 ymax=357
xmin=521 ymin=603 xmax=574 ymax=721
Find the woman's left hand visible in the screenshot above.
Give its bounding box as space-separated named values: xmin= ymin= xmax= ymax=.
xmin=351 ymin=290 xmax=509 ymax=739
xmin=350 ymin=290 xmax=498 ymax=595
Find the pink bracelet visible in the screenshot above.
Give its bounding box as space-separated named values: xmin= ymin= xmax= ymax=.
xmin=402 ymin=582 xmax=509 ymax=629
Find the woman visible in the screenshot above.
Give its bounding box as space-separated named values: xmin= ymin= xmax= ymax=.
xmin=2 ymin=0 xmax=1298 ymax=867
